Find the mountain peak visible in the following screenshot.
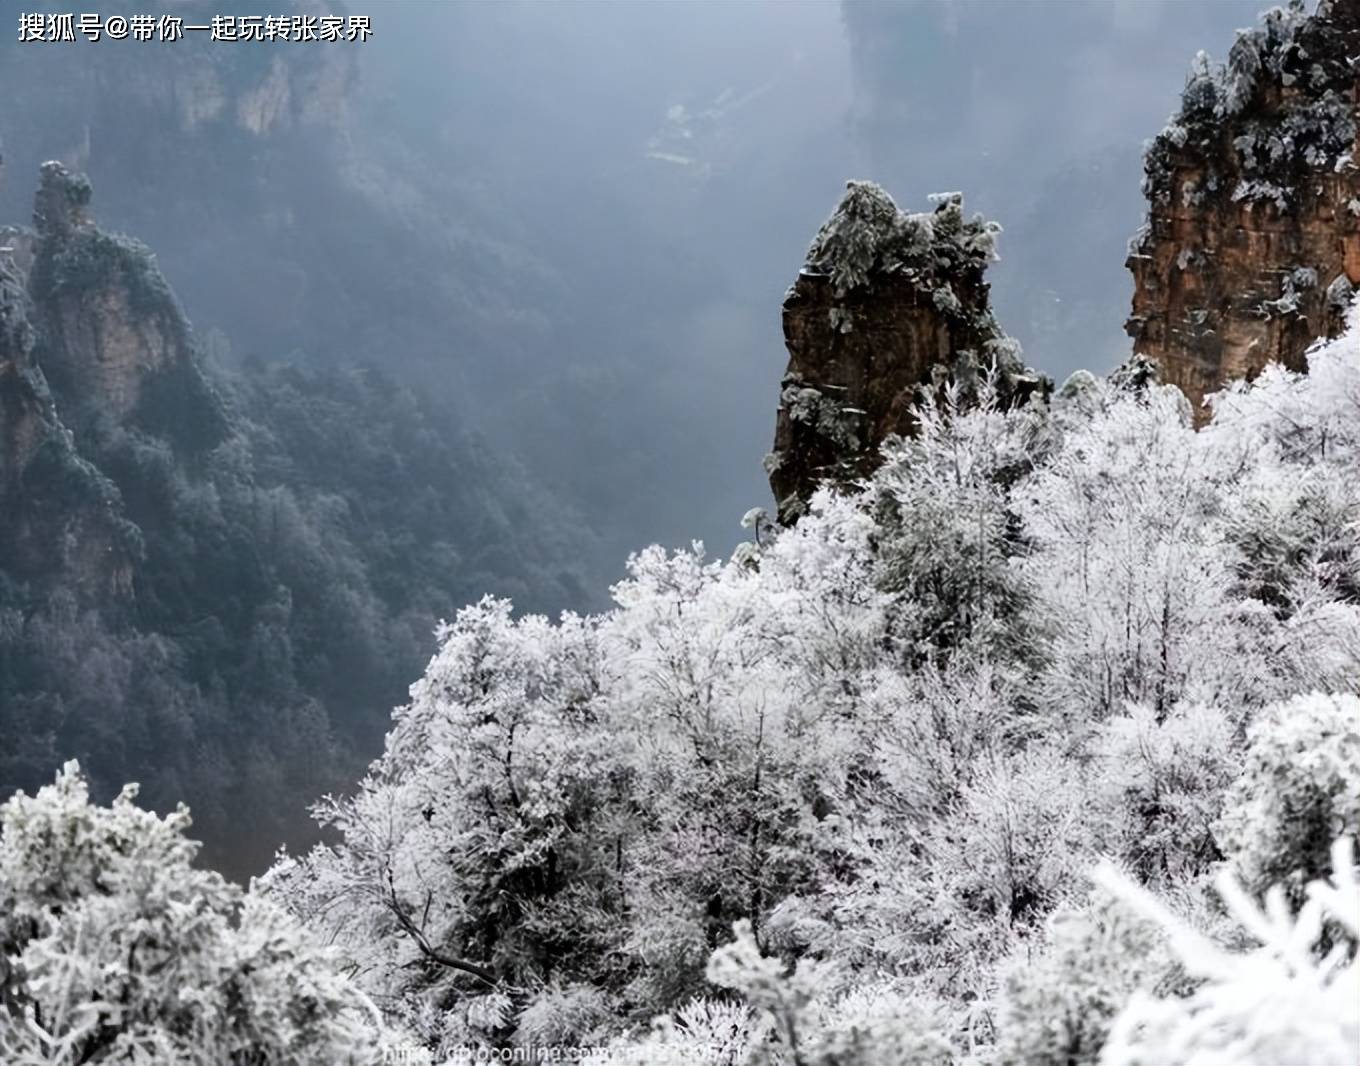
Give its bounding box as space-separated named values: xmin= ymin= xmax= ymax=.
xmin=1127 ymin=0 xmax=1360 ymax=420
xmin=768 ymin=183 xmax=1047 ymax=524
xmin=33 ymin=161 xmax=94 ymax=241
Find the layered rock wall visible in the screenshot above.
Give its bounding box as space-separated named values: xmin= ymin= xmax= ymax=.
xmin=768 ymin=183 xmax=1045 ymax=523
xmin=0 ymin=234 xmax=44 ymax=487
xmin=18 ymin=163 xmax=227 ymax=449
xmin=0 ymin=164 xmax=231 ymax=596
xmin=0 ymin=240 xmax=134 ymax=596
xmin=1127 ymin=0 xmax=1360 ymax=419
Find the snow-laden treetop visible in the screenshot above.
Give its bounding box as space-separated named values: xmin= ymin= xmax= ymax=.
xmin=804 ymin=181 xmax=1001 ymax=298
xmin=1143 ymin=0 xmax=1358 ymax=209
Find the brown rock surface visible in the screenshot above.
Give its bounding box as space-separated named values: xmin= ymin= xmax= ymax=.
xmin=0 ymin=237 xmax=44 ymax=487
xmin=22 ymin=162 xmax=226 ymax=448
xmin=0 ymin=164 xmax=231 ymax=597
xmin=0 ymin=230 xmax=133 ymax=597
xmin=1128 ymin=0 xmax=1360 ymax=421
xmin=768 ymin=183 xmax=1045 ymax=524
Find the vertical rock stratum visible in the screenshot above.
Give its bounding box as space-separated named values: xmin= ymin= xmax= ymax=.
xmin=0 ymin=226 xmax=44 ymax=490
xmin=0 ymin=164 xmax=219 ymax=596
xmin=767 ymin=183 xmax=1046 ymax=524
xmin=22 ymin=163 xmax=228 ymax=451
xmin=1127 ymin=0 xmax=1360 ymax=420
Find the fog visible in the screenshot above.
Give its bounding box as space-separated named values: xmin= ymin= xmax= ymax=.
xmin=348 ymin=0 xmax=1265 ymax=568
xmin=1 ymin=0 xmax=1268 ymax=587
xmin=344 ymin=1 xmax=858 ymax=574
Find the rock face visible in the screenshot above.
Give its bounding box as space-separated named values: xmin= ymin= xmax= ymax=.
xmin=1127 ymin=0 xmax=1360 ymax=421
xmin=20 ymin=163 xmax=227 ymax=450
xmin=0 ymin=243 xmax=134 ymax=596
xmin=0 ymin=164 xmax=229 ymax=596
xmin=0 ymin=233 xmax=45 ymax=487
xmin=768 ymin=183 xmax=1046 ymax=524
xmin=3 ymin=3 xmax=353 ymax=148
xmin=0 ymin=5 xmax=361 ymax=377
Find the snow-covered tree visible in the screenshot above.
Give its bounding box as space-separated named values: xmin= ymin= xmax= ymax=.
xmin=701 ymin=919 xmax=955 ymax=1066
xmin=1015 ymin=378 xmax=1266 ymax=720
xmin=1095 ymin=837 xmax=1360 ymax=1066
xmin=263 ymin=596 xmax=622 ymax=1053
xmin=262 ymin=295 xmax=1360 ymax=1058
xmin=1088 ymin=702 xmax=1237 ymax=883
xmin=1203 ymin=305 xmax=1360 ymax=694
xmin=0 ymin=762 xmax=385 ymax=1065
xmin=1215 ymin=692 xmax=1360 ymax=901
xmin=872 ymin=374 xmax=1045 ymax=671
xmin=994 ymin=888 xmax=1172 ymax=1066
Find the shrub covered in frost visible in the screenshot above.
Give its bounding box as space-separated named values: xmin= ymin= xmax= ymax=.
xmin=804 ymin=181 xmax=1000 ymax=303
xmin=0 ymin=762 xmax=387 ymax=1065
xmin=994 ymin=889 xmax=1172 ymax=1066
xmin=701 ymin=920 xmax=956 ymax=1066
xmin=1142 ymin=0 xmax=1357 ymax=209
xmin=1090 ymin=702 xmax=1237 ymax=883
xmin=1215 ymin=692 xmax=1360 ymax=900
xmin=1095 ymin=837 xmax=1360 ymax=1066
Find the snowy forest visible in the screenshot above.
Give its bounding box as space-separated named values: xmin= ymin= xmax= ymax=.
xmin=259 ymin=297 xmax=1358 ymax=1063
xmin=6 ymin=279 xmax=1358 ymax=1065
xmin=2 ymin=1 xmax=1360 ymax=1064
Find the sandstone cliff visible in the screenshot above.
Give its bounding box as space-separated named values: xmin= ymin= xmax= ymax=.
xmin=0 ymin=246 xmax=136 ymax=596
xmin=1 ymin=2 xmax=353 ymax=157
xmin=0 ymin=164 xmax=234 ymax=597
xmin=16 ymin=163 xmax=228 ymax=451
xmin=767 ymin=183 xmax=1046 ymax=524
xmin=1127 ymin=0 xmax=1360 ymax=420
xmin=0 ymin=2 xmax=363 ymax=379
xmin=0 ymin=230 xmax=44 ymax=487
